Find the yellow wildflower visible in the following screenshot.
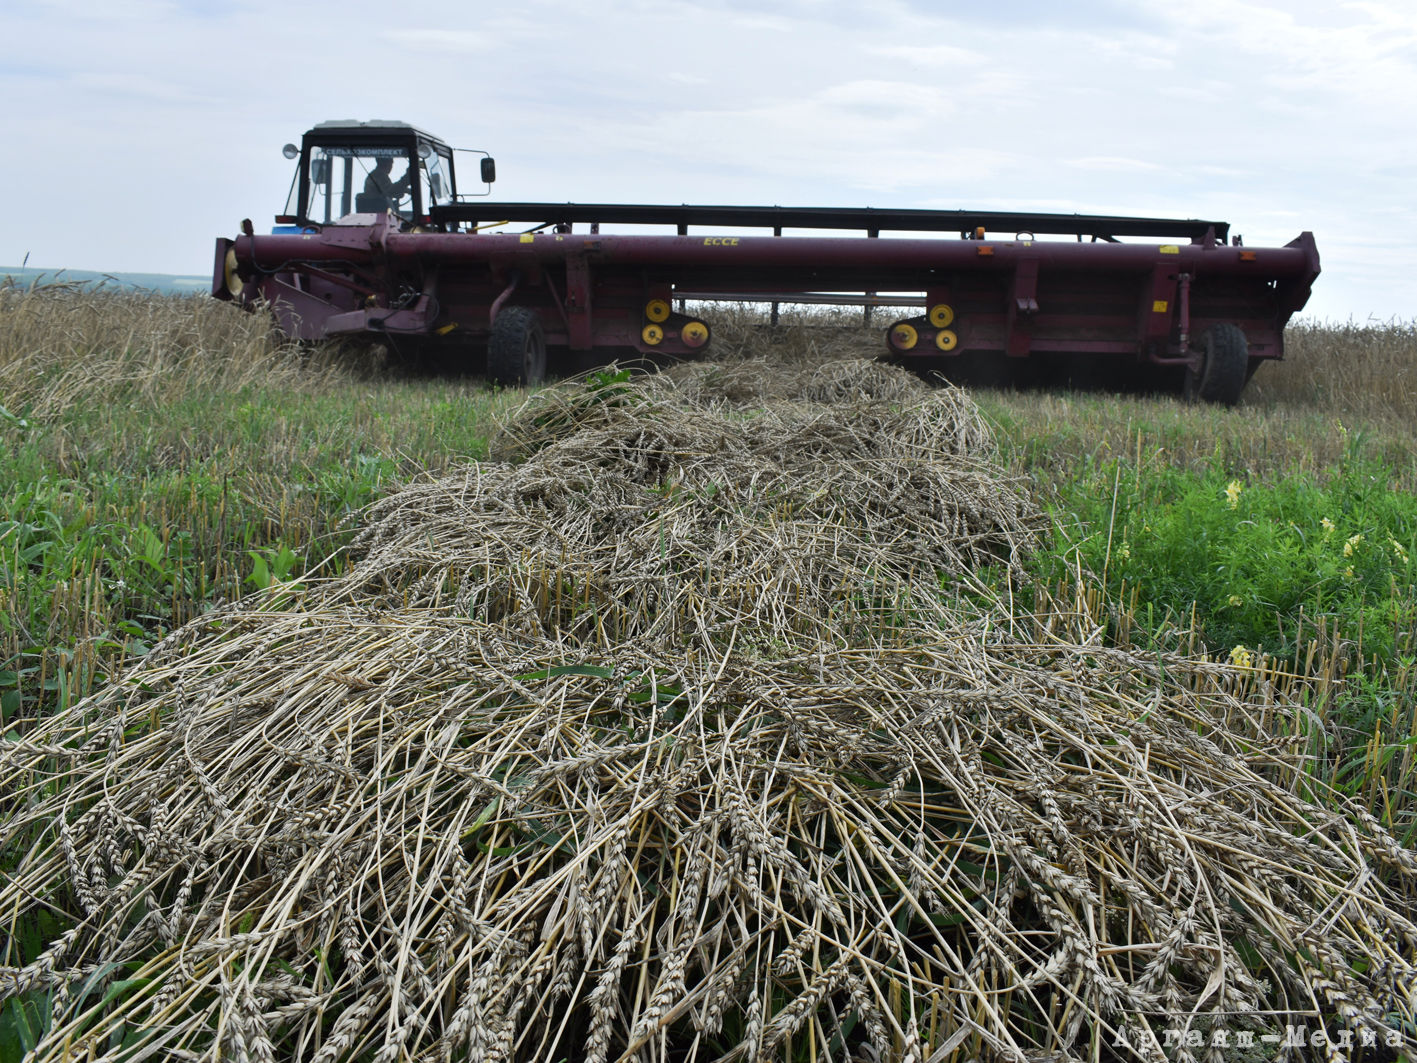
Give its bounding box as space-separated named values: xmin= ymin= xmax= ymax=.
xmin=1229 ymin=645 xmax=1254 ymax=669
xmin=1118 ymin=542 xmax=1131 ymax=562
xmin=1344 ymin=565 xmax=1356 ymax=579
xmin=1225 ymin=480 xmax=1243 ymax=509
xmin=1320 ymin=517 xmax=1336 ymax=538
xmin=1228 ymin=594 xmax=1243 ymax=607
xmin=1391 ymin=538 xmax=1410 ymax=564
xmin=1344 ymin=533 xmax=1363 ymax=557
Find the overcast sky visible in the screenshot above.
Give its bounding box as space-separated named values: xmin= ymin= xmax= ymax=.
xmin=4 ymin=0 xmax=1413 ymax=321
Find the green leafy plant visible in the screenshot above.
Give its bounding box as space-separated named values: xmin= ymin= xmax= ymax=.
xmin=1045 ymin=452 xmax=1417 ymax=668
xmin=0 ymin=404 xmax=30 ymax=436
xmin=247 ymin=544 xmax=302 ymax=591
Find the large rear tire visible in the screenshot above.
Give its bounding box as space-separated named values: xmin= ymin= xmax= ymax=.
xmin=487 ymin=307 xmax=547 ymax=386
xmin=1186 ymin=323 xmax=1249 ymax=406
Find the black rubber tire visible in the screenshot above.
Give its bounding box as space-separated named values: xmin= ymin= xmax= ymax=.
xmin=487 ymin=307 xmax=547 ymax=386
xmin=1186 ymin=323 xmax=1250 ymax=406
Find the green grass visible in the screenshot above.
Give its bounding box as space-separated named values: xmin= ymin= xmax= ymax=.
xmin=1049 ymin=446 xmax=1417 ymax=664
xmin=986 ymin=405 xmax=1417 ymax=664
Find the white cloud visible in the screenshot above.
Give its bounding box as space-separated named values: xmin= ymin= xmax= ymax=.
xmin=726 ymin=12 xmax=794 ymax=32
xmin=866 ymin=43 xmax=981 ymax=67
xmin=384 ymin=29 xmax=493 ymax=52
xmin=1159 ymin=85 xmax=1226 ymax=104
xmin=35 ymin=0 xmax=175 ymax=19
xmin=73 ymin=71 xmax=216 ymax=104
xmin=1066 ymin=157 xmax=1166 ymax=173
xmin=817 ymin=79 xmax=957 ymax=116
xmin=1146 ymin=0 xmax=1417 ymax=107
xmin=1192 ymin=165 xmax=1253 ymax=179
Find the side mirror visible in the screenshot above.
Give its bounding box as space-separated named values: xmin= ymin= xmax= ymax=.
xmin=480 ymin=157 xmax=496 ymax=184
xmin=282 ymin=143 xmax=299 ymax=160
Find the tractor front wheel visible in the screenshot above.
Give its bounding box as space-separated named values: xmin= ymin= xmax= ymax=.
xmin=487 ymin=307 xmax=547 ymax=386
xmin=1185 ymin=323 xmax=1249 ymax=406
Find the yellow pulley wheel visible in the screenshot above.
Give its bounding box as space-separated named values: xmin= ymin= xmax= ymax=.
xmin=935 ymin=329 xmax=958 ymax=352
xmin=642 ymin=323 xmax=664 ymax=346
xmin=890 ymin=323 xmax=919 ymax=350
xmin=224 ymin=247 xmax=243 ymax=297
xmin=928 ymin=303 xmax=955 ymax=328
xmin=644 ymin=298 xmax=671 ymax=323
xmin=681 ymin=320 xmax=709 ymax=348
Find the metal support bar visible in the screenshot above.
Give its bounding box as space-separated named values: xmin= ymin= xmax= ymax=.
xmin=488 ymin=269 xmax=520 ymax=326
xmin=1141 ymin=265 xmax=1179 ymax=346
xmin=673 ymin=291 xmax=926 ymax=308
xmin=864 ymin=228 xmax=880 ymax=326
xmin=1006 ymin=260 xmax=1039 ymax=357
xmin=772 ymin=226 xmax=782 ymax=326
xmin=432 ymin=202 xmax=1232 ymax=241
xmin=280 ymin=262 xmax=378 ymax=298
xmin=564 ymin=255 xmax=593 ymax=349
xmin=1178 ymin=272 xmax=1192 ymax=350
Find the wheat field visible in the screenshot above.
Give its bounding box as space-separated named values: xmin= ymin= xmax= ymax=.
xmin=3 ymin=309 xmax=1415 ymax=1061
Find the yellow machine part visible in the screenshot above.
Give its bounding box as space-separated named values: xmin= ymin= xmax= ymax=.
xmin=890 ymin=323 xmax=919 ymax=350
xmin=644 ymin=298 xmax=671 ymax=323
xmin=928 ymin=303 xmax=955 ymax=328
xmin=642 ymin=323 xmax=665 ymax=345
xmin=681 ymin=320 xmax=709 ymax=348
xmin=223 ymin=248 xmax=242 ymax=298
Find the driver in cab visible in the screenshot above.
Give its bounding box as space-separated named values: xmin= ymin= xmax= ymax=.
xmin=364 ymin=156 xmax=411 ymax=208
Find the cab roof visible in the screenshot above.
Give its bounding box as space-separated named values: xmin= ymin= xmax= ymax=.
xmin=306 ymin=120 xmax=447 ymax=147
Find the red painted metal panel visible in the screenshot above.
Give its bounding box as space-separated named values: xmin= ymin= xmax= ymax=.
xmin=232 ymin=230 xmax=1316 ymax=280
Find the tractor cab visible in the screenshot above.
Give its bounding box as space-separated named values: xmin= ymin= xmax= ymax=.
xmin=275 ymin=120 xmax=492 ymax=232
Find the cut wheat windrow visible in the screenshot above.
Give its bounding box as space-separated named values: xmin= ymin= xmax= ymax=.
xmin=2 ymin=358 xmax=1413 ymax=1062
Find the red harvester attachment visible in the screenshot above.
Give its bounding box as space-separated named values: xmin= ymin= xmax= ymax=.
xmin=215 ymin=121 xmax=1319 ymax=402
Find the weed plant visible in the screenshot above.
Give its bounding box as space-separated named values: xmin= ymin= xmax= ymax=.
xmin=1045 ymin=441 xmax=1417 ymax=667
xmin=1018 ymin=441 xmax=1417 ymax=825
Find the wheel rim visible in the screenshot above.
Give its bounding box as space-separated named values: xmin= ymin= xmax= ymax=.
xmin=523 ymin=332 xmax=546 ymax=382
xmin=1195 ymin=333 xmax=1213 ymax=389
xmin=1183 ymin=334 xmax=1210 ymax=399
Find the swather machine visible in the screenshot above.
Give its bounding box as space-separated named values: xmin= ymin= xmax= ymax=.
xmin=214 ymin=121 xmax=1319 ymax=403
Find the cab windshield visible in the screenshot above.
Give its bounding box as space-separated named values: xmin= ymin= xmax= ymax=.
xmin=286 ymin=145 xmax=417 ymax=223
xmin=419 ymin=147 xmax=455 ymax=208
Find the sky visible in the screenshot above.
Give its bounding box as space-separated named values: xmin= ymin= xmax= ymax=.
xmin=3 ymin=0 xmax=1414 ymax=321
